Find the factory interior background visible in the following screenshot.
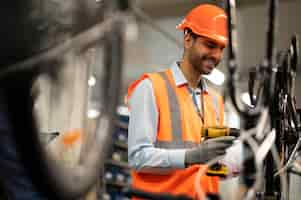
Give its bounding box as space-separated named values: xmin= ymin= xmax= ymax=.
xmin=3 ymin=0 xmax=301 ymax=200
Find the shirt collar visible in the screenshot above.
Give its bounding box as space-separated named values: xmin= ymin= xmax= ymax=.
xmin=170 ymin=61 xmax=208 ymax=93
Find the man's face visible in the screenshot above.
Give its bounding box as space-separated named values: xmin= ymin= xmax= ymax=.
xmin=185 ymin=34 xmax=225 ymax=75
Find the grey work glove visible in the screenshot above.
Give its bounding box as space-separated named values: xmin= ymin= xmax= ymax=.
xmin=185 ymin=136 xmax=235 ymax=166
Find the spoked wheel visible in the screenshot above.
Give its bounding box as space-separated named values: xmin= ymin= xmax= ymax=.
xmin=0 ymin=1 xmax=128 ymax=199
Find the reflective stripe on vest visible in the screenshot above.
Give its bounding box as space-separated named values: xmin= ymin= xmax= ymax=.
xmin=154 ymin=71 xmax=222 ymax=150
xmin=129 ymin=69 xmax=223 ymax=198
xmin=154 ymin=72 xmax=222 ymax=149
xmin=157 ymin=72 xmax=183 ymax=144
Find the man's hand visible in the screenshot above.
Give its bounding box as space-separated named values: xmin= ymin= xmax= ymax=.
xmin=185 ymin=136 xmax=235 ymax=166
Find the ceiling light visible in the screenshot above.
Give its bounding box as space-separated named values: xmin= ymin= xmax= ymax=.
xmin=87 ymin=109 xmax=100 ymax=119
xmin=88 ymin=76 xmax=96 ymax=86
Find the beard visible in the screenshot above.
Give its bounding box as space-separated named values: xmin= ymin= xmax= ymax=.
xmin=188 ymin=48 xmax=219 ymax=75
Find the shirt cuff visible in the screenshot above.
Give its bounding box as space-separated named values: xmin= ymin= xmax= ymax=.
xmin=167 ymin=149 xmax=186 ymax=168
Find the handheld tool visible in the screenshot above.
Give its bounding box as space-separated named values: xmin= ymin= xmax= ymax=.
xmin=201 ymin=126 xmax=240 ymax=177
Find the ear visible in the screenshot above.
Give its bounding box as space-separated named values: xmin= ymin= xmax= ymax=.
xmin=184 ymin=33 xmax=193 ymax=49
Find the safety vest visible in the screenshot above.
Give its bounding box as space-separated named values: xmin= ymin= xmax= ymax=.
xmin=127 ymin=69 xmax=224 ymax=199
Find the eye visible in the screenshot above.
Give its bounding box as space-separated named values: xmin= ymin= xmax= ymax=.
xmin=204 ymin=40 xmax=225 ymax=51
xmin=205 ymin=41 xmax=218 ymax=49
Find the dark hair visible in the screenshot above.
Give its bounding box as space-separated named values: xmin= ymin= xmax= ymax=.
xmin=184 ymin=28 xmax=199 ymax=39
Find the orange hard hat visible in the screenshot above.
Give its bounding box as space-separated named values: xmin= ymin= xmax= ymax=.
xmin=177 ymin=4 xmax=228 ymax=47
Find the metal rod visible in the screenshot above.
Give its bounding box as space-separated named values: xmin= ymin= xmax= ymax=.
xmin=265 ymin=0 xmax=278 ymax=68
xmin=225 ymin=0 xmax=262 ymax=118
xmin=0 ymin=14 xmax=123 ymax=79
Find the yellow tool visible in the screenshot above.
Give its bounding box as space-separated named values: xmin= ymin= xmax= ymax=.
xmin=201 ymin=126 xmax=240 ymax=139
xmin=206 ymin=163 xmax=229 ymax=178
xmin=201 ymin=126 xmax=240 ymax=177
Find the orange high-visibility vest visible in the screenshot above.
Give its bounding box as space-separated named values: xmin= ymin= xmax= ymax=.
xmin=128 ymin=69 xmax=224 ymax=199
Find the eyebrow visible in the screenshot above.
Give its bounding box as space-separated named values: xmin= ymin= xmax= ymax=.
xmin=200 ymin=36 xmax=225 ymax=49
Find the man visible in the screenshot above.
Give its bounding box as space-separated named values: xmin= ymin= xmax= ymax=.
xmin=127 ymin=4 xmax=237 ymax=199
